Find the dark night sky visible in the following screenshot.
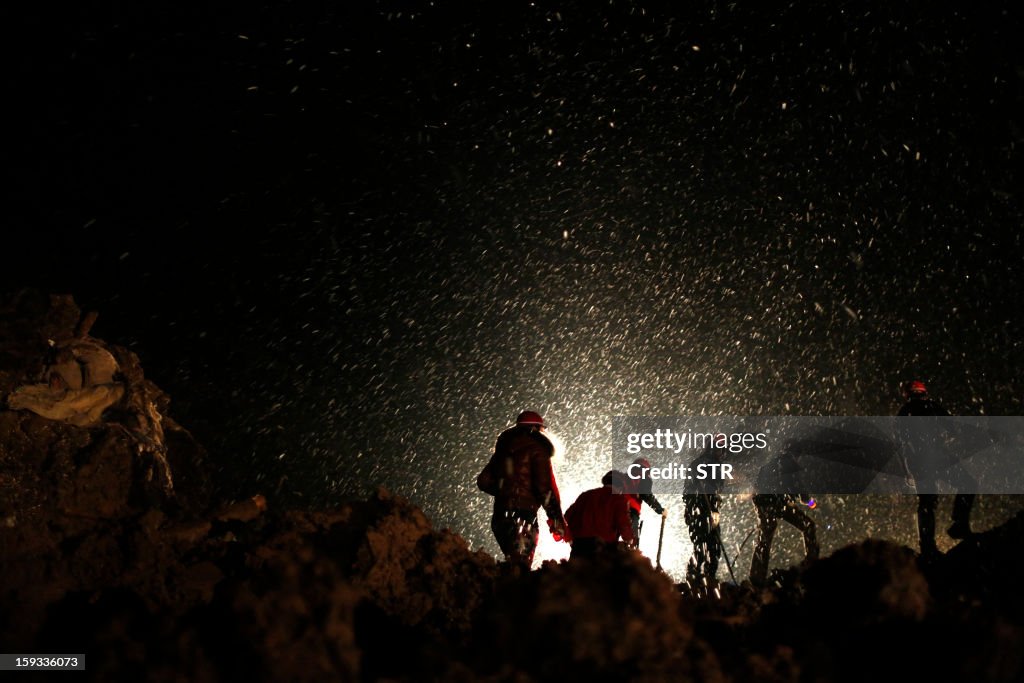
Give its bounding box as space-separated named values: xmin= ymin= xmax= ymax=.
xmin=5 ymin=1 xmax=1023 ymax=572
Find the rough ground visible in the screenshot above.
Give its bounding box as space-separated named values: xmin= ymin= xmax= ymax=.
xmin=1 ymin=293 xmax=1022 ymax=682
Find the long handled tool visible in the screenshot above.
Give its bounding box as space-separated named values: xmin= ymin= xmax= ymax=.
xmin=738 ymin=526 xmax=757 ymax=555
xmin=715 ymin=526 xmax=738 ymax=584
xmin=656 ymin=512 xmax=667 ymax=570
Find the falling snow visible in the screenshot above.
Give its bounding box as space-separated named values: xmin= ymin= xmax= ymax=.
xmin=9 ymin=2 xmax=1022 ymax=581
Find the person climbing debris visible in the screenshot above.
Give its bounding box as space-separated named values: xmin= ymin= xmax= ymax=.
xmin=684 ymin=493 xmax=721 ymax=584
xmin=749 ymin=493 xmax=819 ymax=586
xmin=624 ymin=457 xmax=667 ymax=543
xmin=683 ymin=437 xmax=729 ymax=586
xmin=898 ymin=379 xmax=974 ymax=557
xmin=477 ymin=410 xmax=568 ymax=568
xmin=564 ymin=470 xmax=635 ymax=559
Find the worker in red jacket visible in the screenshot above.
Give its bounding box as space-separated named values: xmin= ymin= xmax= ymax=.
xmin=477 ymin=410 xmax=568 ymax=568
xmin=564 ymin=471 xmax=636 ymax=559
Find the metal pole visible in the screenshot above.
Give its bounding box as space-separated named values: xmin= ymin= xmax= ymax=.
xmin=716 ymin=526 xmax=737 ymax=584
xmin=656 ymin=513 xmax=667 ymax=570
xmin=738 ymin=525 xmax=757 ymax=555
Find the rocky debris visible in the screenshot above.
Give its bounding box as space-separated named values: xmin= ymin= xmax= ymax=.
xmin=802 ymin=539 xmax=931 ymax=623
xmin=7 ymin=346 xmax=124 ymax=426
xmin=1 ymin=292 xmax=1023 ymax=681
xmin=0 ymin=291 xmax=178 ymax=499
xmin=215 ymin=493 xmax=268 ymax=523
xmin=10 ymin=487 xmax=501 ymax=682
xmin=8 ymin=486 xmax=1024 ymax=683
xmin=939 ymin=512 xmax=1024 ymax=617
xmin=477 ymin=551 xmax=709 ymax=682
xmin=4 ymin=305 xmax=122 ymax=426
xmin=0 ymin=291 xmax=211 ymax=648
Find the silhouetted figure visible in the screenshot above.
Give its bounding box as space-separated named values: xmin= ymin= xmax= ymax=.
xmin=898 ymin=380 xmax=974 ymax=557
xmin=477 ymin=411 xmax=567 ymax=568
xmin=624 ymin=457 xmax=667 ymax=542
xmin=684 ymin=493 xmax=721 ymax=584
xmin=683 ymin=439 xmax=728 ymax=584
xmin=749 ymin=493 xmax=819 ymax=586
xmin=564 ymin=471 xmax=635 ymax=559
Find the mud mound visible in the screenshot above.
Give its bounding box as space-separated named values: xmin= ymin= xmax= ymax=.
xmin=2 ymin=293 xmax=1023 ymax=681
xmin=479 ymin=551 xmax=709 ymax=682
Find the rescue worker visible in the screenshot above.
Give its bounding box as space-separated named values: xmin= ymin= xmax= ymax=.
xmin=749 ymin=493 xmax=818 ymax=586
xmin=564 ymin=471 xmax=635 ymax=559
xmin=898 ymin=380 xmax=974 ymax=557
xmin=683 ymin=436 xmax=728 ymax=585
xmin=624 ymin=457 xmax=667 ymax=542
xmin=683 ymin=492 xmax=721 ymax=584
xmin=477 ymin=410 xmax=568 ymax=568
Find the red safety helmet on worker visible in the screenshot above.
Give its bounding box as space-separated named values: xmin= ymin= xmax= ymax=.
xmin=516 ymin=410 xmax=545 ymax=428
xmin=477 ymin=410 xmax=567 ymax=569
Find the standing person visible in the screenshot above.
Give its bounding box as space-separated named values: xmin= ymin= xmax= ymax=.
xmin=898 ymin=380 xmax=974 ymax=557
xmin=683 ymin=437 xmax=727 ymax=585
xmin=477 ymin=410 xmax=568 ymax=569
xmin=749 ymin=494 xmax=818 ymax=586
xmin=564 ymin=471 xmax=635 ymax=559
xmin=624 ymin=457 xmax=668 ymax=543
xmin=683 ymin=493 xmax=721 ymax=584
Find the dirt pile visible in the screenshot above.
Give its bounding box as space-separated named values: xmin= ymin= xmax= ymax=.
xmin=0 ymin=291 xmax=211 ymax=647
xmin=1 ymin=293 xmax=1023 ymax=681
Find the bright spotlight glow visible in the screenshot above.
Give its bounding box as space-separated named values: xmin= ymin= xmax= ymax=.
xmin=533 ymin=427 xmax=694 ymax=579
xmin=534 ymin=427 xmax=573 ymax=563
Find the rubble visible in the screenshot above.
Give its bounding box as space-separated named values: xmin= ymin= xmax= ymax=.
xmin=1 ymin=293 xmax=1022 ymax=681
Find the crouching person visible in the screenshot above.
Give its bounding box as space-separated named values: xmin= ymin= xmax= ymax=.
xmin=564 ymin=471 xmax=636 ymax=559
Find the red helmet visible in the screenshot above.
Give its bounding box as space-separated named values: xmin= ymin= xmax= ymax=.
xmin=904 ymin=380 xmax=928 ymax=396
xmin=516 ymin=410 xmax=545 ymax=427
xmin=632 ymin=457 xmax=651 ymax=470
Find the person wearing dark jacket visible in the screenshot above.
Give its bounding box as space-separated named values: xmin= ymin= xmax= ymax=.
xmin=624 ymin=457 xmax=667 ymax=542
xmin=749 ymin=493 xmax=819 ymax=586
xmin=684 ymin=493 xmax=721 ymax=584
xmin=898 ymin=380 xmax=974 ymax=556
xmin=477 ymin=410 xmax=568 ymax=568
xmin=564 ymin=471 xmax=636 ymax=559
xmin=684 ymin=440 xmax=727 ymax=584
